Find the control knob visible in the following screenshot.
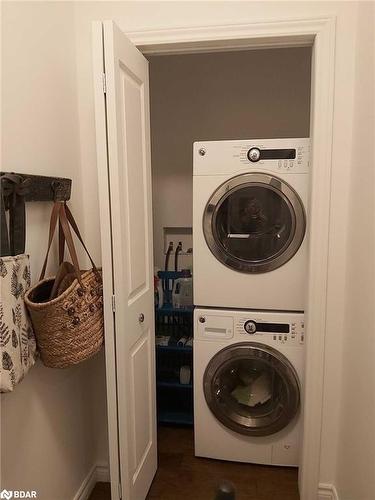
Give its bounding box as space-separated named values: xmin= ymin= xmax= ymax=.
xmin=247 ymin=147 xmax=260 ymax=162
xmin=244 ymin=320 xmax=257 ymax=334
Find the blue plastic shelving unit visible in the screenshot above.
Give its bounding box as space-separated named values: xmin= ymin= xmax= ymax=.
xmin=155 ymin=271 xmax=194 ymax=426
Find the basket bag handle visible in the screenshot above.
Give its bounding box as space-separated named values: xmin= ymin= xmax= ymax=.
xmin=40 ymin=202 xmax=96 ymax=286
xmin=58 ymin=203 xmax=98 ymax=272
xmin=40 ymin=201 xmax=63 ymax=280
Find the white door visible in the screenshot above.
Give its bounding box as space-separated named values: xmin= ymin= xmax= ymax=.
xmin=92 ymin=21 xmax=157 ymax=500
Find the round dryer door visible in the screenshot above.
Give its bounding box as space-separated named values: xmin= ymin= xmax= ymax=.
xmin=203 ymin=342 xmax=300 ymax=436
xmin=203 ymin=173 xmax=306 ymax=273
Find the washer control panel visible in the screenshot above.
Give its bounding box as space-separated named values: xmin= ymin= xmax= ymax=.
xmin=195 ymin=309 xmax=304 ymax=345
xmin=236 ymin=317 xmax=305 ymax=345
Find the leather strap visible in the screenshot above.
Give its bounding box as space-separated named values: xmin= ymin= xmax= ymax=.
xmin=59 ymin=203 xmax=82 ymax=283
xmin=0 ymin=174 xmax=29 ymax=256
xmin=40 ymin=202 xmax=98 ymax=286
xmin=58 ymin=220 xmax=65 ymax=264
xmin=40 ymin=202 xmax=62 ymax=280
xmin=64 ymin=203 xmax=97 ymax=271
xmin=0 ymin=186 xmax=10 ymax=256
xmin=56 ymin=203 xmax=98 ymax=272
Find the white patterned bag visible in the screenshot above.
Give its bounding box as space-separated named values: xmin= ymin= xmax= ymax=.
xmin=0 ymin=254 xmax=37 ymax=392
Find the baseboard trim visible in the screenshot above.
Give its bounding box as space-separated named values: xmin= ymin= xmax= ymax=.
xmin=74 ymin=463 xmax=110 ymax=500
xmin=95 ymin=462 xmax=110 ymax=482
xmin=73 ymin=465 xmax=97 ymax=500
xmin=318 ymin=483 xmax=339 ymax=500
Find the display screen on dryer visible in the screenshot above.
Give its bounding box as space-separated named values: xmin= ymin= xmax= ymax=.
xmin=255 ymin=322 xmax=290 ymax=333
xmin=260 ymin=149 xmax=296 ymax=160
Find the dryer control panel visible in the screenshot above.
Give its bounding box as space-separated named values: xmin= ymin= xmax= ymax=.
xmin=193 ymin=137 xmax=310 ymax=176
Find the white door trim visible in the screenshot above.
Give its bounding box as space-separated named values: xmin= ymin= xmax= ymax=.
xmin=126 ymin=18 xmax=330 ymax=55
xmin=125 ymin=18 xmax=336 ymax=500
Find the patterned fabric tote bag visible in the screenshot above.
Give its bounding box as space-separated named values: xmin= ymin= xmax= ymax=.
xmin=0 ymin=174 xmax=37 ymax=392
xmin=0 ymin=255 xmax=37 ymax=392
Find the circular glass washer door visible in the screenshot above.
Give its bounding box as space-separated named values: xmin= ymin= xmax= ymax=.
xmin=203 ymin=342 xmax=300 ymax=436
xmin=203 ymin=173 xmax=306 ymax=273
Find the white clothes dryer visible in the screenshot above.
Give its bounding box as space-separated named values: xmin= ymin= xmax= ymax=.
xmin=193 ymin=138 xmax=309 ymax=311
xmin=194 ymin=308 xmax=305 ymax=466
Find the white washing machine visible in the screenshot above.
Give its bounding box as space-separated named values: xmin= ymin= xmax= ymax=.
xmin=194 ymin=308 xmax=305 ymax=466
xmin=193 ymin=138 xmax=309 ymax=311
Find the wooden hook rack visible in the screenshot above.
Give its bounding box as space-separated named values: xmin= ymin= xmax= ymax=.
xmin=0 ymin=172 xmax=72 ymax=202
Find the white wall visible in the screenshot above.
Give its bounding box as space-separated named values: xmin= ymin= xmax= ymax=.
xmin=334 ymin=3 xmax=375 ymax=500
xmin=1 ymin=3 xmax=106 ymax=499
xmin=149 ymin=47 xmax=311 ymax=270
xmin=72 ymin=2 xmax=361 ymax=491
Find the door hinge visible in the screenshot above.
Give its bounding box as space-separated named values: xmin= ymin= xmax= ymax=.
xmin=118 ymin=482 xmax=122 ymax=499
xmin=111 ymin=294 xmax=116 ymax=312
xmin=102 ymin=73 xmax=107 ymax=93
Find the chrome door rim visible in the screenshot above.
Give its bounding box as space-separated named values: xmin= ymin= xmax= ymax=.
xmin=203 ymin=342 xmax=300 ymax=436
xmin=203 ymin=173 xmax=306 ymax=273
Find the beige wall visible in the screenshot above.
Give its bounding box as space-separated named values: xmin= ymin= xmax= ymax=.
xmin=335 ymin=3 xmax=375 ymax=499
xmin=148 ymin=48 xmax=311 ymax=270
xmin=1 ymin=3 xmax=106 ymax=499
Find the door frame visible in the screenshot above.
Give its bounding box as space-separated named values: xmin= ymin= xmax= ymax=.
xmin=127 ymin=17 xmax=336 ymax=500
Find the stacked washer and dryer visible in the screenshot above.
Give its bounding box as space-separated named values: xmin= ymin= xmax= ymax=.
xmin=192 ymin=138 xmax=309 ymax=466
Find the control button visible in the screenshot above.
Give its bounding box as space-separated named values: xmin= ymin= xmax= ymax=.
xmin=247 ymin=148 xmax=260 ymax=162
xmin=278 ymin=160 xmax=282 ymax=168
xmin=301 ymin=335 xmax=304 ymax=343
xmin=301 ymin=322 xmax=304 ymax=328
xmin=244 ymin=320 xmax=257 ymax=334
xmin=279 ymin=335 xmax=282 ymax=341
xmin=284 ymin=335 xmax=288 ymax=341
xmin=198 ymin=317 xmax=206 ymax=323
xmin=273 ymin=335 xmax=277 ymax=341
xmin=290 ymin=161 xmax=294 ymax=167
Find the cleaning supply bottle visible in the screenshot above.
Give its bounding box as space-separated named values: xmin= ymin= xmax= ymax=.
xmin=172 ymin=270 xmax=193 ymax=309
xmin=154 ymin=274 xmax=163 ymax=309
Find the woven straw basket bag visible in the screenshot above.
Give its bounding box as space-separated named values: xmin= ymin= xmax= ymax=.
xmin=24 ymin=202 xmax=104 ymax=368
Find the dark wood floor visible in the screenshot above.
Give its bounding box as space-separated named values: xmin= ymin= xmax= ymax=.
xmin=89 ymin=482 xmax=111 ymax=500
xmin=89 ymin=426 xmax=300 ymax=500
